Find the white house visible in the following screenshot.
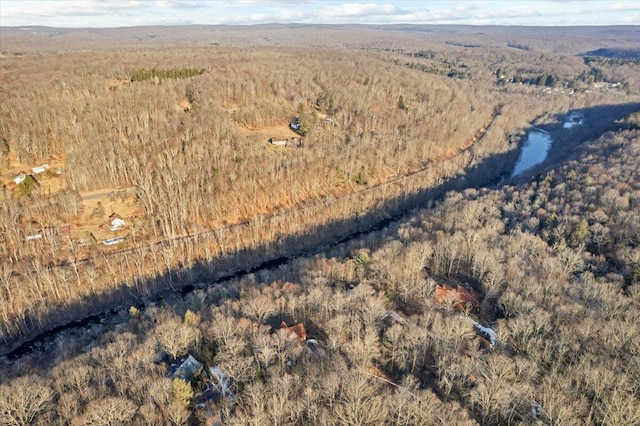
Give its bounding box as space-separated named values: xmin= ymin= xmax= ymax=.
xmin=103 ymin=236 xmax=125 ymax=246
xmin=110 ymin=216 xmax=126 ymax=231
xmin=269 ymin=138 xmax=288 ymax=146
xmin=31 ymin=164 xmax=49 ymax=174
xmin=13 ymin=173 xmax=27 ymax=184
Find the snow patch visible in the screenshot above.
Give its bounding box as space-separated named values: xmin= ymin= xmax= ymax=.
xmin=463 ymin=316 xmax=497 ymax=347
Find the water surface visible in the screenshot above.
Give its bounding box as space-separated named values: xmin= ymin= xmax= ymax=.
xmin=511 ymin=130 xmax=553 ymax=177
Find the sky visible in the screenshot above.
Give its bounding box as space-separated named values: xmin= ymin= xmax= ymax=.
xmin=0 ymin=0 xmax=638 ymax=28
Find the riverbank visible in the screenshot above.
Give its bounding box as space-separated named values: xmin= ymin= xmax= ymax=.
xmin=3 ymin=103 xmax=639 ymax=360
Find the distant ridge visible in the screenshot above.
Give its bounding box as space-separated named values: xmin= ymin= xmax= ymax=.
xmin=579 ymin=47 xmax=640 ymax=60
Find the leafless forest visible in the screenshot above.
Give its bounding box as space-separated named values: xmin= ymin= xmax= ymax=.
xmin=0 ymin=24 xmax=639 ymax=425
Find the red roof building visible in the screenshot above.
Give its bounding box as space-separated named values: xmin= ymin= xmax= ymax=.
xmin=279 ymin=321 xmax=307 ymax=341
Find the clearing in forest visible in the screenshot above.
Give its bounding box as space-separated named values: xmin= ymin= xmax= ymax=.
xmin=2 ymin=152 xmax=66 ymax=196
xmin=72 ymin=190 xmax=143 ymax=243
xmin=237 ymin=123 xmax=301 ymax=145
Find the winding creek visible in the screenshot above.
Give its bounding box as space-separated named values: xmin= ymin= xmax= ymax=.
xmin=2 ymin=117 xmax=577 ymax=361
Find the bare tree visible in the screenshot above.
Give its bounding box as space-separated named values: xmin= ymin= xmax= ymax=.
xmin=72 ymin=397 xmax=137 ymax=426
xmin=334 ymin=372 xmax=389 ymax=426
xmin=0 ymin=376 xmax=54 ymax=426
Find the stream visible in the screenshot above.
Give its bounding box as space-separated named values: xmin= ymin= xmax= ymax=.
xmin=2 ymin=116 xmax=578 ymax=361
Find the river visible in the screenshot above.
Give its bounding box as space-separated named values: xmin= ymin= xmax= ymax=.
xmin=511 ymin=112 xmax=585 ymax=177
xmin=511 ymin=130 xmax=553 ymax=177
xmin=1 ymin=115 xmax=580 ymax=360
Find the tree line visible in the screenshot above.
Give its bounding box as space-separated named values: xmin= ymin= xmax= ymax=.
xmin=130 ymin=67 xmax=206 ymax=82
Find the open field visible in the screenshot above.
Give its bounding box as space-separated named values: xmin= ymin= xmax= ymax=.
xmin=73 ymin=191 xmax=141 ymax=242
xmin=237 ymin=124 xmax=300 ymax=145
xmin=1 ymin=152 xmax=66 ymax=196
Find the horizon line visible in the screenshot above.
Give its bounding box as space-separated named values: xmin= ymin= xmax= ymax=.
xmin=2 ymin=23 xmax=638 ymax=30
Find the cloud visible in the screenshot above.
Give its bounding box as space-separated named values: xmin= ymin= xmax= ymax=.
xmin=213 ymin=2 xmax=478 ymax=25
xmin=223 ymin=9 xmax=311 ymax=24
xmin=607 ymin=2 xmax=640 ymax=12
xmin=52 ymin=0 xmax=145 ymax=15
xmin=155 ymin=0 xmax=206 ymax=8
xmin=464 ymin=2 xmax=603 ymax=25
xmin=321 ymin=3 xmax=406 ymax=18
xmin=474 ymin=8 xmax=544 ymax=20
xmin=0 ymin=0 xmax=628 ymax=28
xmin=136 ymin=16 xmax=195 ymax=25
xmin=354 ymin=3 xmax=473 ymax=24
xmin=223 ymin=2 xmax=410 ymax=24
xmin=232 ymin=0 xmax=315 ymax=3
xmin=622 ymin=13 xmax=640 ymax=23
xmin=0 ymin=0 xmax=191 ymax=27
xmin=2 ymin=0 xmax=145 ymax=20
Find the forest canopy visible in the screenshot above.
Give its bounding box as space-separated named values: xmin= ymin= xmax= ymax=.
xmin=0 ymin=24 xmax=639 ymax=426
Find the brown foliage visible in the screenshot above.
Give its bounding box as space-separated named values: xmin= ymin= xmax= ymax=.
xmin=1 ymin=25 xmax=640 ymax=426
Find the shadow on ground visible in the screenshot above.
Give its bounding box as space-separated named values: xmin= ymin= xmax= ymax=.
xmin=3 ymin=102 xmax=639 ymax=359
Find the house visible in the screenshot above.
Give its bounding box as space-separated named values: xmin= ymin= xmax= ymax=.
xmin=169 ymin=355 xmax=233 ymax=409
xmin=462 ymin=317 xmax=497 ymax=350
xmin=268 ymin=137 xmax=301 ymax=147
xmin=195 ymin=365 xmax=232 ymax=407
xmin=435 ymin=283 xmax=481 ymax=311
xmin=13 ymin=173 xmax=27 ymax=184
xmin=109 ymin=213 xmax=126 ymax=231
xmin=279 ymin=321 xmax=307 ymax=341
xmin=269 ymin=138 xmax=288 ymax=146
xmin=103 ymin=236 xmax=125 ymax=246
xmin=171 ymin=354 xmax=204 ymax=381
xmin=31 ymin=164 xmax=49 ymax=174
